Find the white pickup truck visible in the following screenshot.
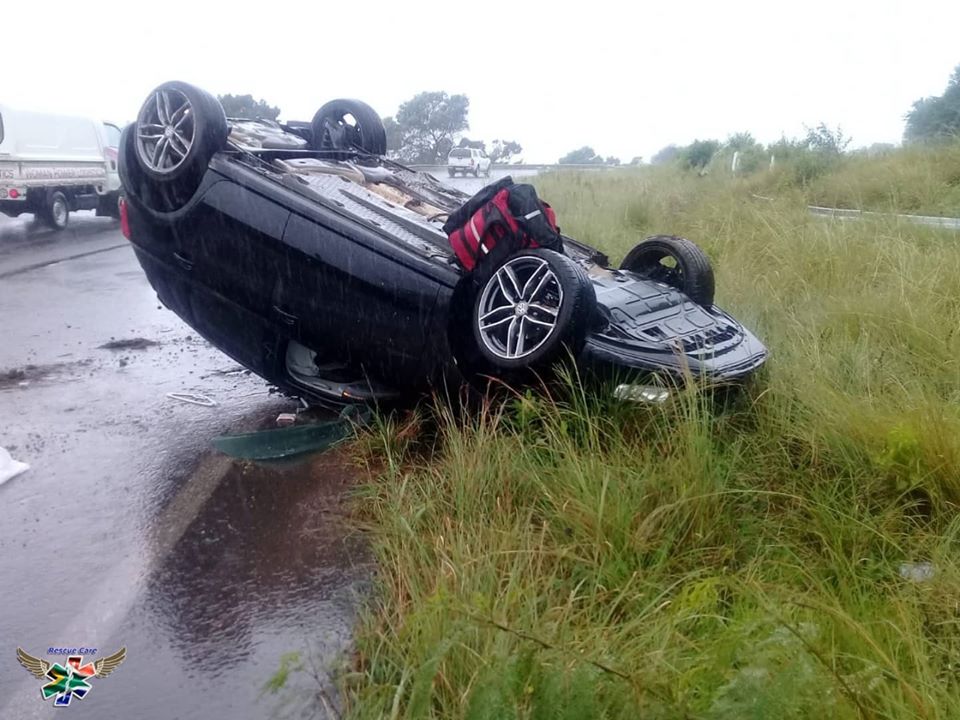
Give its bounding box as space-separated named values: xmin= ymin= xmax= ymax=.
xmin=0 ymin=105 xmax=122 ymax=230
xmin=447 ymin=147 xmax=491 ymax=178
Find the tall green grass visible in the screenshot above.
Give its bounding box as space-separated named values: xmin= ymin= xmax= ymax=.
xmin=344 ymin=165 xmax=960 ymax=719
xmin=754 ymin=144 xmax=960 ymax=216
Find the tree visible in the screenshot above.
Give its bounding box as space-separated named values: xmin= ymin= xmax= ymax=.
xmin=489 ymin=139 xmax=523 ymax=164
xmin=629 ymin=156 xmax=644 ymax=165
xmin=680 ymin=139 xmax=720 ymax=169
xmin=767 ymin=135 xmax=804 ymax=162
xmin=390 ymin=91 xmax=470 ymax=164
xmin=458 ymin=137 xmax=486 ymax=151
xmin=726 ymin=132 xmax=760 ymax=151
xmin=803 ymin=123 xmax=851 ymax=154
xmin=765 ymin=125 xmax=849 ymax=186
xmin=383 ymin=116 xmax=404 ymax=157
xmin=605 ymin=156 xmax=621 ymax=166
xmin=723 ymin=132 xmax=766 ymax=173
xmin=217 ymin=94 xmax=280 ymax=121
xmin=651 ymin=144 xmax=680 ymax=165
xmin=904 ymin=64 xmax=960 ymax=143
xmin=558 ymin=146 xmax=604 ymax=164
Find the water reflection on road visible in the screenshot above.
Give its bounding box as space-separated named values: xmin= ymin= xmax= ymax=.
xmin=0 ymin=214 xmax=370 ymax=719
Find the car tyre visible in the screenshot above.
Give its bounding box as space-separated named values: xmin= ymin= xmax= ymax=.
xmin=44 ymin=191 xmax=69 ymax=230
xmin=128 ymin=81 xmax=228 ymax=211
xmin=620 ymin=235 xmax=715 ymax=306
xmin=133 ymin=81 xmax=227 ymax=184
xmin=470 ymin=248 xmax=596 ymax=371
xmin=311 ymin=99 xmax=386 ymax=156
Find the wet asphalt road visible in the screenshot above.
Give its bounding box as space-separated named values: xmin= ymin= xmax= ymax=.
xmin=0 ymin=170 xmax=533 ymax=718
xmin=0 ymin=212 xmax=369 ymax=719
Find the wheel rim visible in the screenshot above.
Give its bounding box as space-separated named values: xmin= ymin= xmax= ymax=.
xmin=320 ymin=111 xmax=362 ymax=151
xmin=53 ymin=198 xmax=67 ymax=226
xmin=136 ymin=88 xmax=195 ymax=174
xmin=630 ymin=247 xmax=684 ymax=288
xmin=476 ymin=256 xmax=563 ymax=360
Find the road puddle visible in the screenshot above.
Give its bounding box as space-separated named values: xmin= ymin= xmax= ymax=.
xmin=140 ymin=448 xmax=371 ymax=717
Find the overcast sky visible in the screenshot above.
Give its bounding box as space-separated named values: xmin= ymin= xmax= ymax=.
xmin=5 ymin=0 xmax=958 ymax=162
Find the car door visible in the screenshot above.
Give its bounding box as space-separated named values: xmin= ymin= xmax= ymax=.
xmin=281 ymin=210 xmax=445 ymax=383
xmin=188 ymin=178 xmax=292 ymax=327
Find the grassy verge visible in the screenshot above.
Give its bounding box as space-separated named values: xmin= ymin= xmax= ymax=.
xmin=344 ymin=167 xmax=960 ymax=719
xmin=760 ymin=144 xmax=960 ymax=217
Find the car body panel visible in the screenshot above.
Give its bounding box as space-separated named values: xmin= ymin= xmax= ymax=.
xmin=282 ymin=212 xmax=445 ymax=380
xmin=582 ymin=267 xmax=767 ymax=379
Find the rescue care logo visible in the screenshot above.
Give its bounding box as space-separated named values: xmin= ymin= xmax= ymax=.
xmin=17 ymin=646 xmax=126 ymax=707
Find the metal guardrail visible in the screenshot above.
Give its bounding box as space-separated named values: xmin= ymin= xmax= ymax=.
xmin=808 ymin=205 xmax=960 ymax=231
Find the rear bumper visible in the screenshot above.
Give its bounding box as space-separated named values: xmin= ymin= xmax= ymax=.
xmin=0 ymin=194 xmax=28 ymax=216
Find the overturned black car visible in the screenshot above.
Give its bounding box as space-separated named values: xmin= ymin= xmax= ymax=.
xmin=118 ymin=82 xmax=767 ymax=405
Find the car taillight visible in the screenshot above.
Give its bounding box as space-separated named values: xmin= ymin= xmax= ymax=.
xmin=8 ymin=189 xmax=18 ymax=199
xmin=119 ymin=198 xmax=131 ymax=239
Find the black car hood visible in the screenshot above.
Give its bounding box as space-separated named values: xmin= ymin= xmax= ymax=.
xmin=582 ymin=266 xmax=767 ymax=380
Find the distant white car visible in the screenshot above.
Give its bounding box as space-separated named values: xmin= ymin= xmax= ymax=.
xmin=447 ymin=147 xmax=491 ymax=178
xmin=0 ymin=105 xmax=122 ymax=229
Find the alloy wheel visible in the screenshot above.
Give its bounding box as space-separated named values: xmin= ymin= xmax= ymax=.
xmin=136 ymin=88 xmax=195 ymax=174
xmin=475 ymin=256 xmax=564 ymax=360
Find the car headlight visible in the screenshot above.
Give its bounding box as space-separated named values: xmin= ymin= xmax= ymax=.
xmin=613 ymin=384 xmax=670 ymax=404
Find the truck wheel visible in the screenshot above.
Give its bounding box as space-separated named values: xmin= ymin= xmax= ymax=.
xmin=311 ymin=99 xmax=386 ymax=156
xmin=620 ymin=235 xmax=715 ymax=307
xmin=44 ymin=192 xmax=69 ymax=231
xmin=130 ymin=81 xmax=227 ymax=208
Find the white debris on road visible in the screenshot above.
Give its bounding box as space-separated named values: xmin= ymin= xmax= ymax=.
xmin=0 ymin=446 xmax=29 ymax=486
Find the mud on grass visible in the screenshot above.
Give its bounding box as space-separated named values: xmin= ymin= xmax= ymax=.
xmin=342 ymin=168 xmax=960 ymax=719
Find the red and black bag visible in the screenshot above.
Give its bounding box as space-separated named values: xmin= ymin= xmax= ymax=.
xmin=443 ymin=176 xmax=563 ymax=274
